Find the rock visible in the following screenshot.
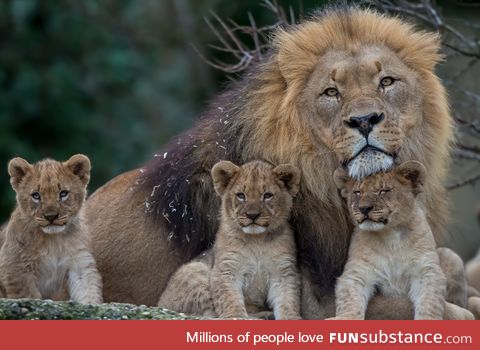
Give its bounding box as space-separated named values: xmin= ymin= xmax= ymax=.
xmin=0 ymin=298 xmax=202 ymax=320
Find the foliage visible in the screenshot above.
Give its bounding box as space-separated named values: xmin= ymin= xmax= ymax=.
xmin=0 ymin=0 xmax=324 ymax=220
xmin=0 ymin=1 xmax=478 ymax=259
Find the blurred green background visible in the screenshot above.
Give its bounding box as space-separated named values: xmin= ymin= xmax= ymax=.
xmin=0 ymin=0 xmax=479 ymax=259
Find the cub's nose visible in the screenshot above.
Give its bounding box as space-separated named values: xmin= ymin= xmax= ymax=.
xmin=346 ymin=112 xmax=384 ymax=137
xmin=246 ymin=212 xmax=261 ymax=221
xmin=359 ymin=206 xmax=373 ymax=216
xmin=44 ymin=214 xmax=59 ymax=223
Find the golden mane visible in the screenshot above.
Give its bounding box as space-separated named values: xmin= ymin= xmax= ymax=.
xmin=236 ymin=8 xmax=453 ymax=235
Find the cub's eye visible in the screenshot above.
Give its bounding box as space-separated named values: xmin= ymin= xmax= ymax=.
xmin=59 ymin=190 xmax=69 ymax=200
xmin=380 ymin=77 xmax=395 ymax=87
xmin=31 ymin=192 xmax=41 ymax=202
xmin=236 ymin=192 xmax=246 ymax=201
xmin=263 ymin=192 xmax=273 ymax=201
xmin=353 ymin=190 xmax=361 ymax=196
xmin=378 ymin=189 xmax=391 ymax=195
xmin=323 ymin=87 xmax=339 ymax=97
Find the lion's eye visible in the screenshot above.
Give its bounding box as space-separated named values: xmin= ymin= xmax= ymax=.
xmin=353 ymin=190 xmax=361 ymax=196
xmin=31 ymin=192 xmax=41 ymax=202
xmin=59 ymin=190 xmax=69 ymax=200
xmin=378 ymin=189 xmax=391 ymax=195
xmin=263 ymin=192 xmax=273 ymax=201
xmin=324 ymin=87 xmax=339 ymax=97
xmin=236 ymin=192 xmax=246 ymax=201
xmin=380 ymin=77 xmax=395 ymax=87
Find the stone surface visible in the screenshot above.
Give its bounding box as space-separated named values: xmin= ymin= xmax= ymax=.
xmin=0 ymin=298 xmax=202 ymax=320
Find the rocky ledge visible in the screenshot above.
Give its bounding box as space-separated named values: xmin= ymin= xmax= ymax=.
xmin=0 ymin=298 xmax=201 ymax=320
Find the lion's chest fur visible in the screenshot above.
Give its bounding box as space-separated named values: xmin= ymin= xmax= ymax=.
xmin=349 ymin=216 xmax=438 ymax=298
xmin=215 ymin=228 xmax=296 ymax=308
xmin=35 ymin=230 xmax=84 ymax=299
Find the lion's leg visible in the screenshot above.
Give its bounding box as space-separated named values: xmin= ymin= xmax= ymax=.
xmin=365 ymin=295 xmax=414 ymax=319
xmin=68 ymin=250 xmax=103 ymax=305
xmin=444 ymin=301 xmax=474 ymax=320
xmin=300 ymin=268 xmax=332 ymax=320
xmin=466 ymin=258 xmax=480 ymax=292
xmin=158 ymin=261 xmax=215 ymax=317
xmin=437 ymin=247 xmax=467 ymax=307
xmin=467 ymin=297 xmax=480 ymax=319
xmin=3 ymin=271 xmax=41 ymax=300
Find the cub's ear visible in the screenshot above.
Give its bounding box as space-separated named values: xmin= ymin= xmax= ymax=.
xmin=8 ymin=157 xmax=33 ymax=190
xmin=273 ymin=164 xmax=301 ymax=197
xmin=333 ymin=167 xmax=352 ymax=198
xmin=65 ymin=154 xmax=91 ymax=186
xmin=211 ymin=161 xmax=240 ymax=196
xmin=395 ymin=161 xmax=426 ymax=195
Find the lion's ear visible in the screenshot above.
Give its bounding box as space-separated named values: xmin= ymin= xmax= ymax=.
xmin=395 ymin=161 xmax=426 ymax=195
xmin=211 ymin=161 xmax=240 ymax=196
xmin=65 ymin=154 xmax=91 ymax=186
xmin=333 ymin=167 xmax=352 ymax=198
xmin=273 ymin=164 xmax=301 ymax=197
xmin=8 ymin=157 xmax=33 ymax=190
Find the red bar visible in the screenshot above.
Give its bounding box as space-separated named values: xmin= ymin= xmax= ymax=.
xmin=0 ymin=320 xmax=478 ymax=350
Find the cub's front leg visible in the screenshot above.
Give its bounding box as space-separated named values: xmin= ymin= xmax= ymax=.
xmin=68 ymin=250 xmax=103 ymax=304
xmin=333 ymin=265 xmax=375 ymax=320
xmin=0 ymin=247 xmax=41 ymax=299
xmin=268 ymin=263 xmax=302 ymax=319
xmin=210 ymin=264 xmax=248 ymax=319
xmin=409 ymin=264 xmax=446 ymax=320
xmin=2 ymin=270 xmax=41 ymax=300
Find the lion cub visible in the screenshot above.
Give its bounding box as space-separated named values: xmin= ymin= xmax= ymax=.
xmin=333 ymin=161 xmax=471 ymax=320
xmin=0 ymin=155 xmax=102 ymax=304
xmin=159 ymin=160 xmax=301 ymax=319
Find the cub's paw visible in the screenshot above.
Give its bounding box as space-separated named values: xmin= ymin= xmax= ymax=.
xmin=444 ymin=302 xmax=474 ymax=320
xmin=249 ymin=311 xmax=275 ymax=320
xmin=326 ymin=314 xmax=364 ymax=320
xmin=468 ymin=297 xmax=480 ymax=320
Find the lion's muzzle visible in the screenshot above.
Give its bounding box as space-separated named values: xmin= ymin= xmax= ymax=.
xmin=345 ymin=112 xmax=384 ymax=138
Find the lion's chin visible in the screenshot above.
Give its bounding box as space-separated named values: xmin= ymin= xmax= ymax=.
xmin=358 ymin=221 xmax=385 ymax=231
xmin=41 ymin=225 xmax=66 ymax=234
xmin=347 ymin=148 xmax=394 ymax=180
xmin=242 ymin=225 xmax=267 ymax=234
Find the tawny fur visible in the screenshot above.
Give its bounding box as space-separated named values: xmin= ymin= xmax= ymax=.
xmin=466 ymin=248 xmax=480 ymax=292
xmin=466 ymin=249 xmax=480 ymax=319
xmin=0 ymin=156 xmax=102 ymax=304
xmin=159 ymin=161 xmax=301 ymax=319
xmin=85 ymin=7 xmax=455 ymax=319
xmin=332 ymin=162 xmax=472 ymax=320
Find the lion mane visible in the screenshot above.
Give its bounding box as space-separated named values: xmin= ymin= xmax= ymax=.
xmin=141 ymin=5 xmax=452 ymax=290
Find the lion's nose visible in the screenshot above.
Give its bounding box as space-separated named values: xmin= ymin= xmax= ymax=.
xmin=359 ymin=206 xmax=373 ymax=216
xmin=44 ymin=213 xmax=58 ymax=223
xmin=345 ymin=112 xmax=384 ymax=137
xmin=246 ymin=212 xmax=261 ymax=221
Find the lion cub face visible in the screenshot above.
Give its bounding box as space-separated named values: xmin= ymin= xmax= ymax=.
xmin=334 ymin=161 xmax=426 ymax=231
xmin=211 ymin=160 xmax=300 ymax=234
xmin=8 ymin=155 xmax=91 ymax=234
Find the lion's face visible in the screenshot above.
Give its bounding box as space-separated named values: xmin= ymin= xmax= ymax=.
xmin=303 ymin=45 xmax=422 ymax=179
xmin=8 ymin=155 xmax=91 ymax=234
xmin=334 ymin=161 xmax=426 ymax=231
xmin=211 ymin=160 xmax=300 ymax=234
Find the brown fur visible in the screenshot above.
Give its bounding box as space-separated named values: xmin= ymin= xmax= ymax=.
xmin=85 ymin=7 xmax=453 ymax=318
xmin=332 ymin=162 xmax=472 ymax=319
xmin=0 ymin=155 xmax=102 ymax=304
xmin=159 ymin=161 xmax=301 ymax=319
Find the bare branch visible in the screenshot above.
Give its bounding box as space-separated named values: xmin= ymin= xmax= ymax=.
xmin=199 ymin=0 xmax=480 ymax=191
xmin=447 ymin=173 xmax=480 ymax=190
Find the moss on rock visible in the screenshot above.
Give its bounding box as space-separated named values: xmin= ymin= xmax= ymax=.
xmin=0 ymin=298 xmax=202 ymax=320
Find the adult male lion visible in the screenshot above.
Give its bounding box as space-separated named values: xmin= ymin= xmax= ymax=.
xmin=86 ymin=6 xmax=455 ymax=318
